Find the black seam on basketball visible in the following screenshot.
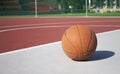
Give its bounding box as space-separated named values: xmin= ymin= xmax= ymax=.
xmin=73 ymin=26 xmax=81 ymax=60
xmin=88 ymin=30 xmax=93 ymax=53
xmin=85 ymin=29 xmax=94 ymax=59
xmin=63 ymin=34 xmax=76 ymax=54
xmin=95 ymin=34 xmax=97 ymax=49
xmin=93 ymin=32 xmax=97 ymax=51
xmin=89 ymin=32 xmax=97 ymax=57
xmin=76 ymin=25 xmax=83 ymax=59
xmin=64 ymin=32 xmax=78 ymax=59
xmin=87 ymin=29 xmax=93 ymax=51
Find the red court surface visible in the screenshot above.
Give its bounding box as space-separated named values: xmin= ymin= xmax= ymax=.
xmin=0 ymin=17 xmax=120 ymax=53
xmin=0 ymin=29 xmax=120 ymax=74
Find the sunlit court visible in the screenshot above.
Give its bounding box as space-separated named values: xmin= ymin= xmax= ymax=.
xmin=0 ymin=0 xmax=120 ymax=74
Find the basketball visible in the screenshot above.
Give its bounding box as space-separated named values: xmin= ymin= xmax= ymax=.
xmin=61 ymin=25 xmax=97 ymax=61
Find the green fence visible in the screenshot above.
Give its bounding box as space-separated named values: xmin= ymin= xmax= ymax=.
xmin=0 ymin=0 xmax=120 ymax=17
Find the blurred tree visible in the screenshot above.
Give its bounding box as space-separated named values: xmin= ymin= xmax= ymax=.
xmin=19 ymin=0 xmax=29 ymax=5
xmin=57 ymin=0 xmax=86 ymax=12
xmin=56 ymin=0 xmax=69 ymax=12
xmin=68 ymin=0 xmax=85 ymax=12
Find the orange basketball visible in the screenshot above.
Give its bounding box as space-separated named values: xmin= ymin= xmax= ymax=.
xmin=62 ymin=25 xmax=97 ymax=61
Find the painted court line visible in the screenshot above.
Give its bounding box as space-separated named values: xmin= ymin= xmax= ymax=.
xmin=0 ymin=25 xmax=70 ymax=32
xmin=0 ymin=29 xmax=119 ymax=55
xmin=0 ymin=41 xmax=61 ymax=56
xmin=0 ymin=20 xmax=120 ymax=28
xmin=0 ymin=24 xmax=119 ymax=33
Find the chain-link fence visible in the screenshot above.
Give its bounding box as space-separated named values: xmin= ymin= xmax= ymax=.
xmin=0 ymin=0 xmax=120 ymax=17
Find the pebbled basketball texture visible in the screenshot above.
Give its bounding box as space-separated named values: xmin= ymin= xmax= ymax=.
xmin=61 ymin=25 xmax=97 ymax=61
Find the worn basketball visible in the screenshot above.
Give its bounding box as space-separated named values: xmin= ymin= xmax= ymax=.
xmin=62 ymin=25 xmax=97 ymax=61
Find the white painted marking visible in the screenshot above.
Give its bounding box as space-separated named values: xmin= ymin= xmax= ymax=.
xmin=0 ymin=20 xmax=120 ymax=28
xmin=0 ymin=25 xmax=70 ymax=32
xmin=0 ymin=30 xmax=120 ymax=74
xmin=0 ymin=29 xmax=119 ymax=55
xmin=0 ymin=24 xmax=119 ymax=33
xmin=0 ymin=41 xmax=61 ymax=56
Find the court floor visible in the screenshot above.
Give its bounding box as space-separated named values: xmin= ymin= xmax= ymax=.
xmin=0 ymin=17 xmax=120 ymax=74
xmin=0 ymin=17 xmax=120 ymax=53
xmin=0 ymin=29 xmax=120 ymax=74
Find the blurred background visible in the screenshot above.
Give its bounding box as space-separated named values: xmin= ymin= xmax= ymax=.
xmin=0 ymin=0 xmax=120 ymax=17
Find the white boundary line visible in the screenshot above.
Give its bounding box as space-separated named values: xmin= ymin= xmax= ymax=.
xmin=0 ymin=20 xmax=120 ymax=28
xmin=0 ymin=41 xmax=61 ymax=56
xmin=0 ymin=29 xmax=119 ymax=56
xmin=0 ymin=24 xmax=119 ymax=33
xmin=0 ymin=25 xmax=69 ymax=32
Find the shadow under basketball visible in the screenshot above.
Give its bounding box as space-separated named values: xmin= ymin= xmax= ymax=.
xmin=88 ymin=50 xmax=115 ymax=61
